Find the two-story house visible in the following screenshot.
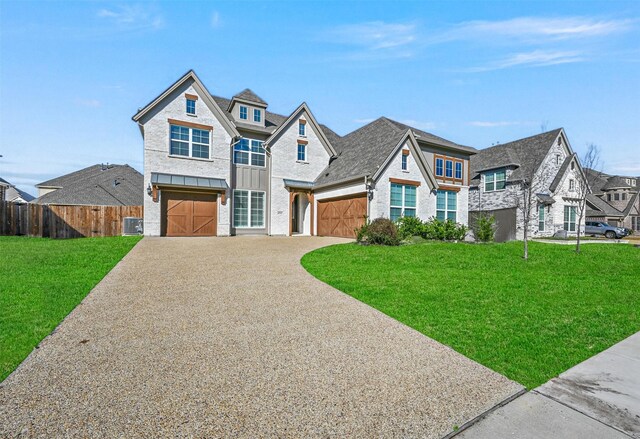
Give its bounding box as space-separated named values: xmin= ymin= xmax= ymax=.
xmin=585 ymin=170 xmax=640 ymax=232
xmin=132 ymin=71 xmax=476 ymax=237
xmin=469 ymin=129 xmax=588 ymax=241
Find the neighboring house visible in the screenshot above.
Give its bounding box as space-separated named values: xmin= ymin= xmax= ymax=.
xmin=469 ymin=129 xmax=588 ymax=241
xmin=34 ymin=164 xmax=143 ymax=206
xmin=0 ymin=177 xmax=35 ymax=203
xmin=133 ymin=70 xmax=476 ymax=237
xmin=584 ymin=169 xmax=640 ymax=232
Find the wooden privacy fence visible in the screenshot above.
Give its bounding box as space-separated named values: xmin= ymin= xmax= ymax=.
xmin=0 ymin=202 xmax=143 ymax=238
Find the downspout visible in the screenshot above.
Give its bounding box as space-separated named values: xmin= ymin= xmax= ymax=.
xmin=364 ymin=174 xmax=372 ymax=220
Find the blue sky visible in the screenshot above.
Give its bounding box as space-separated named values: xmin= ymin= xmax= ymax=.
xmin=1 ymin=1 xmax=639 ymax=196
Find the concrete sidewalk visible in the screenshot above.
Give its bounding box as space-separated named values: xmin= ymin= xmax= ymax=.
xmin=458 ymin=332 xmax=640 ymax=438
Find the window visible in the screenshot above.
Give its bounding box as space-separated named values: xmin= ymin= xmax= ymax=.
xmin=607 ymin=193 xmax=612 ymax=201
xmin=538 ymin=205 xmax=545 ymax=231
xmin=484 ymin=170 xmax=506 ymax=192
xmin=455 ymin=162 xmax=463 ymax=180
xmin=297 ymin=143 xmax=306 ymax=162
xmin=564 ymin=206 xmax=577 ymax=232
xmin=556 ymin=154 xmax=562 ymax=165
xmin=569 ymin=179 xmax=575 ymax=191
xmin=299 ymin=122 xmax=306 ymax=136
xmin=239 ymin=106 xmax=248 ymax=120
xmin=234 ymin=138 xmax=265 ymax=167
xmin=436 ymin=190 xmax=457 ymax=222
xmin=571 ymin=162 xmax=575 ymax=170
xmin=445 ymin=160 xmax=453 ymax=178
xmin=622 ymin=193 xmax=627 ymax=201
xmin=186 ymin=99 xmax=196 ymax=115
xmin=233 ymin=190 xmax=265 ymax=228
xmin=253 ymin=109 xmax=261 ymax=123
xmin=435 ymin=158 xmax=444 ymax=176
xmin=614 ymin=193 xmax=620 ymax=201
xmin=170 ymin=125 xmax=210 ymax=159
xmin=390 ymin=183 xmax=416 ymax=221
xmin=401 ymin=154 xmax=408 ymax=171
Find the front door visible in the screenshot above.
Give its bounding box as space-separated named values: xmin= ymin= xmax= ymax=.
xmin=292 ymin=194 xmax=299 ymax=234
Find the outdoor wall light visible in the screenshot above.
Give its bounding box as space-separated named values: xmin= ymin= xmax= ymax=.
xmin=146 ymin=183 xmax=152 ymax=197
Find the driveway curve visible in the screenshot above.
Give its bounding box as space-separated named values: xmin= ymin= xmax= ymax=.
xmin=1 ymin=237 xmax=522 ymax=438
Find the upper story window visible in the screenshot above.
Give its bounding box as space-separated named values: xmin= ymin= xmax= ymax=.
xmin=622 ymin=193 xmax=627 ymax=201
xmin=390 ymin=183 xmax=416 ymax=221
xmin=170 ymin=124 xmax=210 ymax=159
xmin=569 ymin=179 xmax=575 ymax=191
xmin=434 ymin=155 xmax=463 ymax=181
xmin=436 ymin=190 xmax=457 ymax=222
xmin=614 ymin=192 xmax=620 ymax=201
xmin=297 ymin=143 xmax=306 ymax=162
xmin=401 ymin=151 xmax=408 ymax=171
xmin=299 ymin=121 xmax=306 ymax=136
xmin=186 ymin=99 xmax=196 ymax=115
xmin=239 ymin=106 xmax=248 ymax=120
xmin=484 ymin=170 xmax=506 ymax=192
xmin=607 ymin=193 xmax=612 ymax=201
xmin=253 ymin=109 xmax=261 ymax=123
xmin=234 ymin=138 xmax=265 ymax=167
xmin=556 ymin=154 xmax=562 ymax=165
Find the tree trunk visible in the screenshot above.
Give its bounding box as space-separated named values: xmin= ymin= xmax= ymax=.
xmin=523 ymin=226 xmax=529 ymax=260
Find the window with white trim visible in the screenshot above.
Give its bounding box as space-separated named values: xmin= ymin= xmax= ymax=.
xmin=401 ymin=154 xmax=408 ymax=171
xmin=297 ymin=143 xmax=306 ymax=161
xmin=299 ymin=122 xmax=306 ymax=136
xmin=538 ymin=205 xmax=545 ymax=231
xmin=233 ymin=190 xmax=265 ymax=228
xmin=239 ymin=105 xmax=248 ymax=120
xmin=186 ymin=99 xmax=196 ymax=115
xmin=234 ymin=138 xmax=265 ymax=167
xmin=170 ymin=125 xmax=210 ymax=159
xmin=436 ymin=190 xmax=457 ymax=222
xmin=484 ymin=170 xmax=506 ymax=192
xmin=564 ymin=206 xmax=576 ymax=232
xmin=455 ymin=162 xmax=463 ymax=180
xmin=569 ymin=179 xmax=575 ymax=191
xmin=253 ymin=108 xmax=261 ymax=122
xmin=435 ymin=157 xmax=444 ymax=176
xmin=445 ymin=160 xmax=453 ymax=178
xmin=390 ymin=183 xmax=416 ymax=221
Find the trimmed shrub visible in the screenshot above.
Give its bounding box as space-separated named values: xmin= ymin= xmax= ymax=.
xmin=396 ymin=216 xmax=426 ymax=240
xmin=472 ymin=213 xmax=497 ymax=242
xmin=356 ymin=217 xmax=400 ymax=246
xmin=423 ymin=218 xmax=468 ymax=241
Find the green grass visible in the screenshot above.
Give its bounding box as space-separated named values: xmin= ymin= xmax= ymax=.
xmin=0 ymin=236 xmax=142 ymax=381
xmin=302 ymin=241 xmax=640 ymax=389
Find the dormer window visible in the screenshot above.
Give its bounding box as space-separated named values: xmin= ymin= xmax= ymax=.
xmin=299 ymin=121 xmax=306 ymax=137
xmin=186 ymin=99 xmax=196 ymax=115
xmin=253 ymin=109 xmax=261 ymax=123
xmin=239 ymin=106 xmax=248 ymax=120
xmin=485 ymin=170 xmax=506 ymax=192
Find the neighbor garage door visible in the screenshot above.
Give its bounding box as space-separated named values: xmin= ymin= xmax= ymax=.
xmin=317 ymin=193 xmax=367 ymax=238
xmin=163 ymin=192 xmax=217 ymax=237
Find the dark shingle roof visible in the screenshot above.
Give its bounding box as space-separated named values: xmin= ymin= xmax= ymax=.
xmin=586 ymin=194 xmax=624 ymax=217
xmin=34 ymin=164 xmax=142 ymax=206
xmin=0 ymin=177 xmax=35 ymax=202
xmin=584 ymin=168 xmax=609 ymax=195
xmin=212 ymin=96 xmax=286 ymax=134
xmin=602 ymin=175 xmax=638 ymax=190
xmin=231 ymin=88 xmax=268 ymax=106
xmin=470 ymin=129 xmax=563 ymax=185
xmin=383 ymin=119 xmax=476 ymax=153
xmin=314 ymin=117 xmax=407 ymax=186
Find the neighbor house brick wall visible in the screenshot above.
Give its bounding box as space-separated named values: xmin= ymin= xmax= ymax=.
xmin=142 ymin=81 xmax=232 ymax=236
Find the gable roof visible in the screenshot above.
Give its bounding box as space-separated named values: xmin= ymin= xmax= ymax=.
xmin=229 ymin=88 xmax=268 ymax=107
xmin=0 ymin=177 xmax=35 ymax=202
xmin=470 ymin=128 xmax=563 ymax=185
xmin=549 ymin=153 xmax=577 ymax=192
xmin=382 ymin=119 xmax=477 ymax=153
xmin=34 ymin=164 xmax=142 ymax=206
xmin=586 ymin=194 xmax=624 ymax=217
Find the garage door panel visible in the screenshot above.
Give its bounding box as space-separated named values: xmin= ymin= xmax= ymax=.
xmin=317 ymin=194 xmax=366 ymax=238
xmin=164 ymin=192 xmax=217 ymax=237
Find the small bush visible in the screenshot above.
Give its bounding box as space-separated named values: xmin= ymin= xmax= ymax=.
xmin=472 ymin=213 xmax=496 ymax=242
xmin=396 ymin=216 xmax=425 ymax=240
xmin=423 ymin=218 xmax=468 ymax=241
xmin=356 ymin=217 xmax=400 ymax=246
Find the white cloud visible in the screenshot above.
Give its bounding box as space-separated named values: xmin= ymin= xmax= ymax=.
xmin=97 ymin=5 xmax=164 ymax=31
xmin=323 ymin=21 xmax=417 ymax=60
xmin=440 ymin=17 xmax=635 ymax=43
xmin=466 ymin=50 xmax=585 ymax=72
xmin=211 ymin=11 xmax=221 ymax=29
xmin=75 ymin=99 xmax=102 ymax=108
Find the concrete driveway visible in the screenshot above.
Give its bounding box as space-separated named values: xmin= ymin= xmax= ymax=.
xmin=1 ymin=237 xmax=522 ymax=438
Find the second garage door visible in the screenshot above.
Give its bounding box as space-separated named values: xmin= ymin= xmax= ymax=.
xmin=317 ymin=193 xmax=367 ymax=238
xmin=163 ymin=192 xmax=217 ymax=237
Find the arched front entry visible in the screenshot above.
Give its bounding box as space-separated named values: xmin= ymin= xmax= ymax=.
xmin=289 ymin=191 xmax=314 ymax=236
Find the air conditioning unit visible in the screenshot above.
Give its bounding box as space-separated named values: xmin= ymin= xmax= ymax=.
xmin=122 ymin=217 xmax=143 ymax=235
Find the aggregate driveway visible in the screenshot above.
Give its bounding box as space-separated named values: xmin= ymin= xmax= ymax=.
xmin=1 ymin=236 xmax=523 ymax=438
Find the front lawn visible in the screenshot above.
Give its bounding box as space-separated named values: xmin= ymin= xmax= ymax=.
xmin=302 ymin=241 xmax=640 ymax=389
xmin=0 ymin=236 xmax=142 ymax=381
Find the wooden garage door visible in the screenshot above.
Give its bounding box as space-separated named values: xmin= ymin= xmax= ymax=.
xmin=317 ymin=193 xmax=367 ymax=238
xmin=163 ymin=192 xmax=217 ymax=237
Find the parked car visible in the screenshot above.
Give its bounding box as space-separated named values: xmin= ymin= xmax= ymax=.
xmin=585 ymin=221 xmax=628 ymax=239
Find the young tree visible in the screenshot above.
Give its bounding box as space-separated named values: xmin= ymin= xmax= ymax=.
xmin=518 ymin=177 xmax=535 ymax=260
xmin=575 ymin=144 xmax=601 ymax=254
